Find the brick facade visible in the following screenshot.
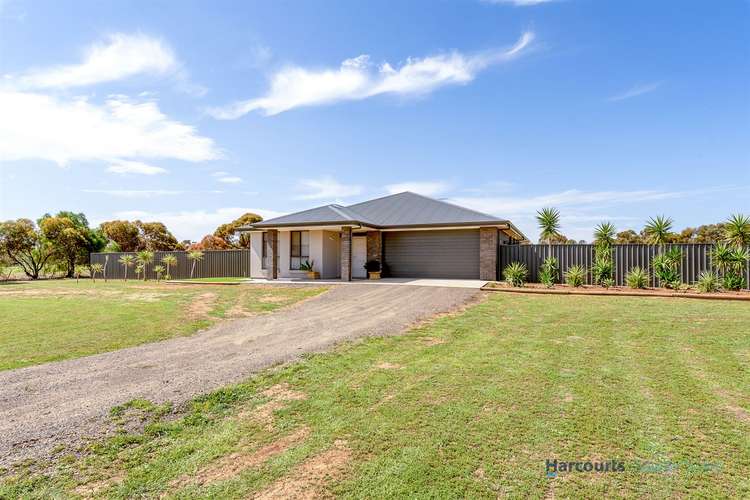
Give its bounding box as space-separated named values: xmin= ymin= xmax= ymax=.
xmin=366 ymin=231 xmax=382 ymax=264
xmin=341 ymin=226 xmax=352 ymax=281
xmin=268 ymin=229 xmax=278 ymax=279
xmin=479 ymin=227 xmax=498 ymax=281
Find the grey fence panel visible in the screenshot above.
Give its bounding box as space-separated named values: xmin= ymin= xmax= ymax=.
xmin=90 ymin=250 xmax=251 ymax=280
xmin=498 ymin=244 xmax=749 ymax=289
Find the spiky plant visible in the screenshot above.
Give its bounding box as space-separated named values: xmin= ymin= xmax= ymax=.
xmin=712 ymin=242 xmax=749 ymax=290
xmin=536 ymin=207 xmax=561 ymax=255
xmin=593 ymin=222 xmax=616 ymax=247
xmin=564 ymin=265 xmax=586 ymax=287
xmin=696 ymin=271 xmax=721 ymax=293
xmin=539 ymin=256 xmax=559 ymax=288
xmin=136 ymin=250 xmax=154 ymax=281
xmin=503 ymin=262 xmax=528 ymax=287
xmin=652 ymin=247 xmax=682 ymax=289
xmin=644 ymin=215 xmax=673 ymax=247
xmin=74 ymin=264 xmax=86 ymax=283
xmin=724 ymin=214 xmax=750 ymax=247
xmin=187 ymin=250 xmax=204 ymax=279
xmin=153 ymin=264 xmax=165 ymax=281
xmin=626 ymin=267 xmax=649 ymax=289
xmin=119 ymin=254 xmax=135 ymax=281
xmin=135 ymin=263 xmax=144 ymax=280
xmin=161 ymin=254 xmax=177 ymax=281
xmin=90 ymin=263 xmax=104 ymax=283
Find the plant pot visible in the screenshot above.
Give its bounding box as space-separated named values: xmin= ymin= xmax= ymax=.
xmin=306 ymin=271 xmax=320 ymax=279
xmin=368 ymin=271 xmax=381 ymax=280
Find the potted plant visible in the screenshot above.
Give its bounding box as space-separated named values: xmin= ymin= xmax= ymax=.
xmin=364 ymin=260 xmax=381 ymax=280
xmin=300 ymin=260 xmax=319 ymax=279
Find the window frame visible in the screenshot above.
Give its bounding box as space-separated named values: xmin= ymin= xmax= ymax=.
xmin=289 ymin=230 xmax=310 ymax=270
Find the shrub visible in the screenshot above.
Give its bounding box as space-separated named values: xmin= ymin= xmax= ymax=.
xmin=503 ymin=262 xmax=527 ymax=287
xmin=364 ymin=260 xmax=381 ymax=273
xmin=712 ymin=243 xmax=749 ymax=291
xmin=299 ymin=260 xmax=314 ymax=272
xmin=601 ymin=277 xmax=615 ymax=289
xmin=564 ymin=265 xmax=586 ymax=287
xmin=591 ymin=254 xmax=614 ymax=285
xmin=539 ymin=256 xmax=558 ymax=288
xmin=153 ymin=264 xmax=165 ymax=281
xmin=652 ymin=247 xmax=682 ymax=288
xmin=626 ymin=267 xmax=649 ymax=289
xmin=696 ymin=271 xmax=720 ymax=293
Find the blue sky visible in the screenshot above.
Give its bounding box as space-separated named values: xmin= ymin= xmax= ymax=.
xmin=1 ymin=0 xmax=748 ymax=242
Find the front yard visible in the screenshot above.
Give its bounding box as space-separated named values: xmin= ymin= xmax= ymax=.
xmin=0 ymin=280 xmax=326 ymax=370
xmin=2 ymin=293 xmax=748 ymax=497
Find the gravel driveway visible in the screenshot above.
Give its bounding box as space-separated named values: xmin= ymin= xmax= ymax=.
xmin=0 ymin=284 xmax=479 ymax=467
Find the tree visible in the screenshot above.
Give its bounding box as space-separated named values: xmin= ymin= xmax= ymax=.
xmin=536 ymin=207 xmax=561 ymax=255
xmin=161 ymin=254 xmax=177 ymax=280
xmin=135 ymin=221 xmax=182 ymax=251
xmin=136 ymin=250 xmax=154 ymax=280
xmin=593 ymin=222 xmax=616 ymax=247
xmin=724 ymin=214 xmax=750 ymax=247
xmin=592 ymin=222 xmax=616 ymax=285
xmin=214 ymin=212 xmax=263 ymax=247
xmin=101 ymin=220 xmax=141 ymax=252
xmin=0 ymin=219 xmax=54 ymax=279
xmin=191 ymin=234 xmax=231 ymax=250
xmin=90 ymin=263 xmax=104 ymax=283
xmin=643 ymin=215 xmax=674 ymax=248
xmin=615 ymin=229 xmax=644 ymax=244
xmin=187 ymin=250 xmax=204 ymax=279
xmin=37 ymin=212 xmax=106 ymax=278
xmin=153 ymin=264 xmax=165 ymax=281
xmin=119 ymin=254 xmax=135 ymax=281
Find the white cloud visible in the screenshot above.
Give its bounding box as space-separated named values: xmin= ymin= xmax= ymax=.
xmin=485 ymin=0 xmax=557 ymax=5
xmin=13 ymin=33 xmax=178 ymax=89
xmin=208 ymin=31 xmax=534 ymax=118
xmin=106 ymin=160 xmax=167 ymax=175
xmin=294 ymin=176 xmax=363 ymax=200
xmin=0 ymin=91 xmax=221 ymax=166
xmin=83 ymin=189 xmax=183 ymax=198
xmin=217 ymin=176 xmax=243 ymax=184
xmin=112 ymin=207 xmax=285 ymax=241
xmin=608 ymin=81 xmax=662 ymax=102
xmin=385 ymin=181 xmax=450 ymax=197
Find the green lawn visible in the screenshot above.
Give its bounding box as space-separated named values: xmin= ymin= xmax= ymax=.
xmin=172 ymin=277 xmax=248 ymax=283
xmin=2 ymin=293 xmax=749 ymax=498
xmin=0 ymin=280 xmax=326 ymax=371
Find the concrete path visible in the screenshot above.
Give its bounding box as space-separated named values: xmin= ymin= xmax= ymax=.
xmin=0 ymin=284 xmax=480 ymax=467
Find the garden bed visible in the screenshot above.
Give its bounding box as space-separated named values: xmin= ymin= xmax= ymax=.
xmin=483 ymin=282 xmax=750 ymax=301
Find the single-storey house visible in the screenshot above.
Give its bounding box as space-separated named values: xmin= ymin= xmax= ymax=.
xmin=242 ymin=191 xmax=526 ymax=281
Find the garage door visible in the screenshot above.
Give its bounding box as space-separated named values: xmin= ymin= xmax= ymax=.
xmin=383 ymin=229 xmax=480 ymax=279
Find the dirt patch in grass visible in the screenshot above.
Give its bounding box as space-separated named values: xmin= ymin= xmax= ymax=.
xmin=239 ymin=383 xmax=308 ymax=430
xmin=252 ymin=439 xmax=351 ymax=500
xmin=421 ymin=337 xmax=446 ymax=346
xmin=227 ymin=303 xmax=253 ymax=317
xmin=123 ymin=292 xmax=171 ymax=302
xmin=172 ymin=426 xmax=311 ymax=489
xmin=73 ymin=472 xmax=124 ymax=497
xmin=375 ymin=362 xmax=403 ymax=370
xmin=259 ymin=295 xmax=290 ymax=303
xmin=187 ymin=292 xmax=218 ymax=319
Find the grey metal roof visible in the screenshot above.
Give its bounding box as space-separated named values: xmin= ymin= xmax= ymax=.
xmin=248 ymin=192 xmax=517 ymax=233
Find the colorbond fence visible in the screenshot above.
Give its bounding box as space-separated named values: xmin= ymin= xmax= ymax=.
xmin=498 ymin=244 xmax=750 ymax=289
xmin=90 ymin=250 xmax=251 ymax=280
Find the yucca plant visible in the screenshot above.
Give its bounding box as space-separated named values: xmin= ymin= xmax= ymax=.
xmin=136 ymin=250 xmax=154 ymax=281
xmin=593 ymin=221 xmax=616 ymax=247
xmin=601 ymin=277 xmax=615 ymax=289
xmin=135 ymin=263 xmax=144 ymax=280
xmin=187 ymin=250 xmax=204 ymax=279
xmin=503 ymin=262 xmax=527 ymax=287
xmin=652 ymin=247 xmax=682 ymax=289
xmin=153 ymin=264 xmax=165 ymax=281
xmin=712 ymin=242 xmax=749 ymax=291
xmin=161 ymin=254 xmax=177 ymax=281
xmin=90 ymin=263 xmax=104 ymax=283
xmin=644 ymin=215 xmax=673 ymax=248
xmin=536 ymin=207 xmax=561 ymax=254
xmin=539 ymin=256 xmax=558 ymax=288
xmin=119 ymin=254 xmax=135 ymax=281
xmin=724 ymin=213 xmax=750 ymax=247
xmin=564 ymin=265 xmax=586 ymax=287
xmin=73 ymin=264 xmax=86 ymax=283
xmin=696 ymin=271 xmax=720 ymax=293
xmin=626 ymin=267 xmax=649 ymax=289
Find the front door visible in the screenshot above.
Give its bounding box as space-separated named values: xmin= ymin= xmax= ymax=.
xmin=352 ymin=236 xmax=367 ymax=278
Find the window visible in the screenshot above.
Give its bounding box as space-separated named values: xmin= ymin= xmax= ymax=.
xmin=290 ymin=231 xmax=309 ymax=270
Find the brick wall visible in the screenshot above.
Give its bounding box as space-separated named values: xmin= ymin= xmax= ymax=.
xmin=479 ymin=227 xmax=498 ymax=281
